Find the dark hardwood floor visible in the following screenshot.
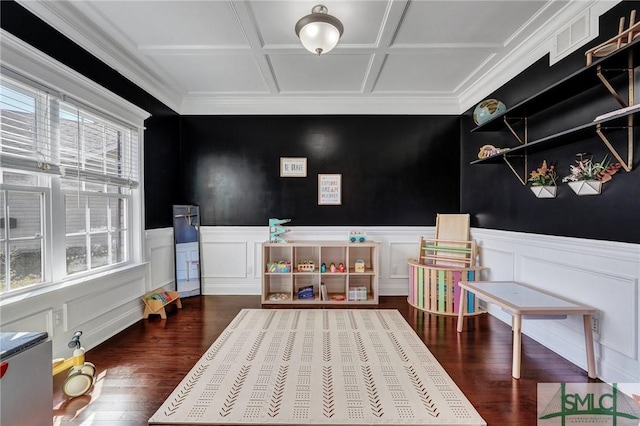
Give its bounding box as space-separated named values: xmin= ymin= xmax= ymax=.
xmin=52 ymin=296 xmax=597 ymax=425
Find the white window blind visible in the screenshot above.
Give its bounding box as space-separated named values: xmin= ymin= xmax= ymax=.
xmin=0 ymin=75 xmax=61 ymax=175
xmin=1 ymin=73 xmax=139 ymax=189
xmin=59 ymin=100 xmax=139 ymax=188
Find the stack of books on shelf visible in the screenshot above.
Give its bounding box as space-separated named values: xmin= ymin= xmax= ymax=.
xmin=320 ymin=283 xmax=328 ymax=301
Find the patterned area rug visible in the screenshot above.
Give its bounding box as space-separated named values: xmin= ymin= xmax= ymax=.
xmin=149 ymin=309 xmax=486 ymax=425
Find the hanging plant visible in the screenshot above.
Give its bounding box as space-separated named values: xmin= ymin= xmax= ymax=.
xmin=562 ymin=153 xmax=620 ymax=183
xmin=562 ymin=153 xmax=621 ymax=196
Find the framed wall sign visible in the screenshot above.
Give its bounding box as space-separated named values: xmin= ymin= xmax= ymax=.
xmin=280 ymin=157 xmax=307 ymax=177
xmin=318 ymin=174 xmax=341 ymax=205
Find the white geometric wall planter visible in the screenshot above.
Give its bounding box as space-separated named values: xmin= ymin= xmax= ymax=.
xmin=530 ymin=185 xmax=557 ymax=198
xmin=567 ymin=180 xmax=602 ymax=196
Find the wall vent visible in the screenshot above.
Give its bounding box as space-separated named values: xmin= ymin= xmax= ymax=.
xmin=550 ymin=10 xmax=593 ymax=65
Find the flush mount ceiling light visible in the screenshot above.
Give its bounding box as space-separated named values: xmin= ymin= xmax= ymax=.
xmin=295 ymin=5 xmax=344 ymax=55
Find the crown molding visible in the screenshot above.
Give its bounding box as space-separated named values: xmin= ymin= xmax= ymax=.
xmin=457 ymin=0 xmax=618 ymax=113
xmin=13 ymin=0 xmax=621 ymax=116
xmin=1 ymin=29 xmax=150 ymax=126
xmin=180 ymin=95 xmax=461 ymax=115
xmin=15 ymin=0 xmax=184 ymax=113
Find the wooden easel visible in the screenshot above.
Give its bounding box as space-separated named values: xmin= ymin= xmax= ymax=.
xmin=585 ymin=10 xmax=640 ymax=65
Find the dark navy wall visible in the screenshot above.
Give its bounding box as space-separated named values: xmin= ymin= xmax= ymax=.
xmin=461 ymin=1 xmax=640 ymax=243
xmin=143 ymin=113 xmax=182 ymax=228
xmin=180 ymin=115 xmax=460 ymax=226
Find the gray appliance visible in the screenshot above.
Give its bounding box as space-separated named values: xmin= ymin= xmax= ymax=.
xmin=0 ymin=331 xmax=52 ymax=426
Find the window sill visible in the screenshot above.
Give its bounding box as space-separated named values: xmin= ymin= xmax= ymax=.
xmin=0 ymin=262 xmax=148 ymax=307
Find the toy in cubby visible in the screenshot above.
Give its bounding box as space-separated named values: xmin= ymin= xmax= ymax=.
xmin=297 ymin=260 xmax=315 ymax=272
xmin=297 ymin=285 xmax=315 ymax=300
xmin=354 ymin=259 xmax=366 ymax=273
xmin=326 ymin=262 xmax=346 ymax=273
xmin=266 ymin=261 xmax=291 ymax=273
xmin=348 ymin=286 xmax=368 ymax=301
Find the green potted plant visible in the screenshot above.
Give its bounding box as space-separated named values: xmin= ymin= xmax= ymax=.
xmin=528 ymin=160 xmax=558 ymax=198
xmin=561 ymin=153 xmax=621 ymax=196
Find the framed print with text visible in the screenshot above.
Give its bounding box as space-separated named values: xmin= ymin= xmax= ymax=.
xmin=280 ymin=157 xmax=307 ymax=177
xmin=318 ymin=174 xmax=341 ymax=205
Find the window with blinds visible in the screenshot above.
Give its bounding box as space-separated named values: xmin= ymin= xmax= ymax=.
xmin=59 ymin=101 xmax=139 ymax=189
xmin=0 ymin=71 xmax=142 ymax=294
xmin=1 ymin=73 xmax=139 ymax=187
xmin=0 ymin=75 xmax=60 ymax=175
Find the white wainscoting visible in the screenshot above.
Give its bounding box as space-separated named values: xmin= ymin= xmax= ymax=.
xmin=0 ymin=263 xmax=148 ymax=359
xmin=183 ymin=225 xmax=639 ymax=383
xmin=198 ymin=226 xmax=435 ymax=296
xmin=471 ymin=228 xmax=639 ymax=384
xmin=145 ymin=227 xmax=175 ymax=289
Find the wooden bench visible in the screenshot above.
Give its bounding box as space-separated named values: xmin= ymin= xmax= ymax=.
xmin=456 ymin=280 xmax=597 ymax=379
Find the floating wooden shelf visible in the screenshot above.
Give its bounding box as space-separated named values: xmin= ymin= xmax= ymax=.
xmin=470 ymin=111 xmax=636 ymax=165
xmin=471 ymin=36 xmax=640 ymax=133
xmin=470 ymin=32 xmax=639 ymax=182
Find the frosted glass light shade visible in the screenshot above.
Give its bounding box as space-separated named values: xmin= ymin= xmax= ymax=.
xmin=298 ymin=22 xmax=341 ymax=54
xmin=295 ymin=5 xmax=343 ymax=55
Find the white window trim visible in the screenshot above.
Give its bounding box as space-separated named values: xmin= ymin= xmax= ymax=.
xmin=0 ymin=183 xmax=50 ymax=291
xmin=0 ymin=30 xmax=149 ymax=126
xmin=1 ymin=28 xmax=150 ymax=296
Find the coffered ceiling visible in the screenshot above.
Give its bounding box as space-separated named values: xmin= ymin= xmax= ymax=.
xmin=17 ymin=0 xmax=618 ymax=115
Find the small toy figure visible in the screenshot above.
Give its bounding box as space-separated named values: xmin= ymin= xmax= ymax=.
xmin=348 ymin=231 xmax=367 ymax=243
xmin=321 ymin=263 xmax=327 ymax=273
xmin=338 ymin=263 xmax=345 ymax=272
xmin=269 ymin=218 xmax=291 ymax=243
xmin=297 ymin=260 xmax=315 ymax=272
xmin=330 ymin=262 xmax=336 ymax=273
